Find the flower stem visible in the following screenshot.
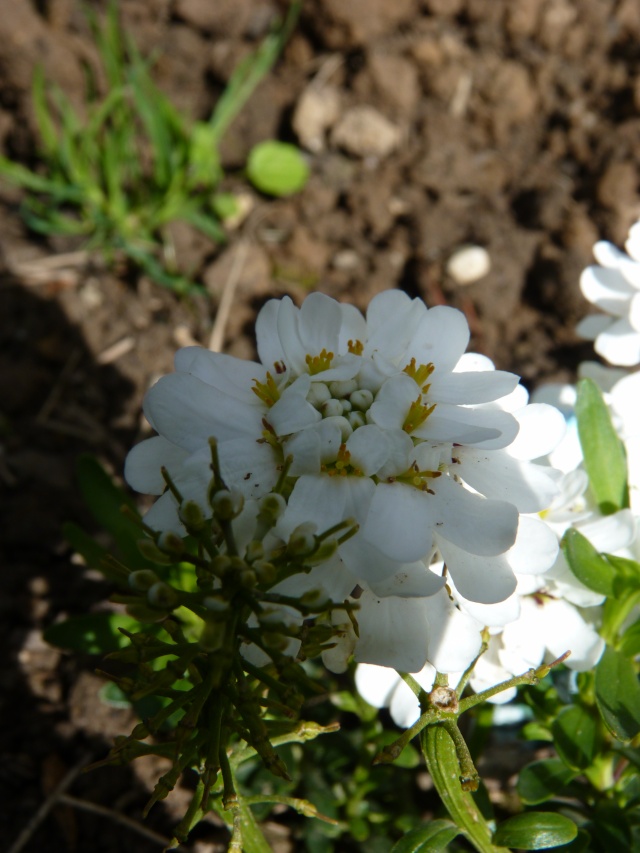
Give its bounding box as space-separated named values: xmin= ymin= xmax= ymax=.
xmin=421 ymin=725 xmax=509 ymax=853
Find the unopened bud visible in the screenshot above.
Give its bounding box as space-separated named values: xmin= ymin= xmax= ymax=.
xmin=300 ymin=587 xmax=329 ymax=608
xmin=305 ymin=538 xmax=338 ymax=565
xmin=350 ymin=388 xmax=373 ymax=411
xmin=179 ymin=500 xmax=206 ymax=532
xmin=329 ymin=379 xmax=358 ymax=398
xmin=157 ymin=531 xmax=184 ymax=555
xmin=211 ymin=489 xmax=244 ymax=520
xmin=253 ymin=560 xmax=277 ymax=585
xmin=245 ymin=540 xmax=264 ymax=563
xmin=240 ymin=568 xmax=257 ymax=589
xmin=137 ymin=539 xmax=171 ymax=564
xmin=212 ymin=555 xmax=233 ymax=577
xmin=128 ymin=569 xmax=160 ymax=592
xmin=307 ymin=382 xmax=331 ymax=407
xmin=288 ymin=522 xmax=318 ymax=557
xmin=147 ymin=581 xmax=179 ymax=610
xmin=199 ymin=619 xmax=225 ymax=652
xmin=258 ymin=492 xmax=286 ymax=521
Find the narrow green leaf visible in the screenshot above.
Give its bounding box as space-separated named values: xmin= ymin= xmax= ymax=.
xmin=575 ymin=378 xmax=629 ymax=514
xmin=247 ymin=141 xmax=309 ymax=197
xmin=44 ymin=612 xmax=143 ymax=654
xmin=492 ymin=812 xmax=577 ymax=849
xmin=595 ymin=645 xmax=640 ymax=742
xmin=517 ymin=759 xmax=577 ymax=805
xmin=75 ymin=453 xmax=150 ymax=570
xmin=0 ymin=156 xmax=82 ymax=200
xmin=32 ymin=65 xmax=59 ymax=155
xmin=561 ymin=528 xmax=615 ymax=595
xmin=391 ymin=820 xmax=459 ymax=852
xmin=551 ymin=705 xmax=601 ymax=771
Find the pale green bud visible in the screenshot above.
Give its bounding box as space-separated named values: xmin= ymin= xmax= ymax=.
xmin=203 ymin=596 xmax=227 ymax=613
xmin=211 ymin=489 xmax=244 ymax=520
xmin=307 ymin=382 xmax=331 ymax=407
xmin=147 ymin=581 xmax=179 ymax=610
xmin=211 ymin=555 xmax=233 ymax=577
xmin=322 ymin=398 xmax=343 ymax=417
xmin=258 ymin=492 xmax=286 ymax=521
xmin=347 ymin=411 xmax=366 ymax=430
xmin=245 ymin=540 xmax=264 ymax=563
xmin=137 ymin=539 xmax=171 ymax=564
xmin=329 ymin=379 xmax=358 ymax=398
xmin=157 ymin=531 xmax=184 ymax=555
xmin=350 ymin=388 xmax=373 ymax=411
xmin=288 ymin=522 xmax=317 ymax=557
xmin=179 ymin=500 xmax=206 ymax=531
xmin=128 ymin=569 xmax=159 ymax=592
xmin=253 ymin=560 xmax=277 ymax=585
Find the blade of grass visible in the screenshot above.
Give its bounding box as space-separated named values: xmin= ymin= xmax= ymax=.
xmin=208 ymin=1 xmax=301 ymax=142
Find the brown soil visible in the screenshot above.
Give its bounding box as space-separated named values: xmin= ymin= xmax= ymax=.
xmin=1 ymin=1 xmax=640 ymax=850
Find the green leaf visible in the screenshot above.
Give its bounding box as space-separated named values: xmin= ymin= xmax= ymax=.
xmin=551 ymin=705 xmax=601 ymax=771
xmin=517 ymin=759 xmax=577 ymax=805
xmin=620 ymin=619 xmax=640 ymax=656
xmin=561 ymin=528 xmax=615 ymax=596
xmin=595 ymin=645 xmax=640 ymax=742
xmin=492 ymin=812 xmax=577 ymax=849
xmin=575 ymin=378 xmax=629 ymax=514
xmin=391 ymin=820 xmax=459 ymax=852
xmin=247 ymin=141 xmax=309 ymax=197
xmin=75 ymin=454 xmax=151 ymax=570
xmin=44 ymin=612 xmax=143 ymax=654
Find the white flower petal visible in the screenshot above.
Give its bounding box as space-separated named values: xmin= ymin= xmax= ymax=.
xmin=345 ymin=424 xmax=392 ymax=476
xmin=125 ymin=436 xmax=189 ymax=494
xmin=507 ymin=516 xmax=559 ymax=575
xmin=437 ymin=536 xmax=517 ymax=604
xmin=594 ymin=316 xmax=640 ymax=366
xmin=425 ymin=591 xmax=483 ymax=672
xmin=174 ymin=347 xmax=260 ymax=403
xmin=367 ymin=561 xmax=445 ymax=598
xmin=362 ymin=483 xmax=436 ymax=562
xmin=455 ymin=449 xmax=560 ymax=513
xmin=576 ymin=314 xmax=612 ymax=341
xmin=580 ymin=265 xmax=635 ymax=316
xmin=218 ymin=437 xmax=280 ymax=498
xmin=434 ymin=475 xmax=519 ymax=557
xmin=144 ymin=373 xmax=263 ymax=451
xmin=506 ymin=403 xmax=566 ymax=460
xmin=428 ymin=371 xmax=519 ymax=405
xmin=353 ymin=592 xmax=431 ymax=672
xmin=407 ymin=306 xmax=470 ymax=373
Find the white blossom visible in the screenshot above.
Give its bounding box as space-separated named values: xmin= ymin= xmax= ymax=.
xmin=126 ymin=290 xmax=561 ymax=606
xmin=577 ymin=221 xmax=640 ymax=366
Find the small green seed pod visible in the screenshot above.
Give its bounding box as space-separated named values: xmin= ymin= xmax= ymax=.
xmin=147 ymin=581 xmax=179 ymax=610
xmin=128 ymin=569 xmax=160 ymax=592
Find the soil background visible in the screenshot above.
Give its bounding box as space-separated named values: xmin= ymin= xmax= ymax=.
xmin=1 ymin=0 xmax=640 ymax=850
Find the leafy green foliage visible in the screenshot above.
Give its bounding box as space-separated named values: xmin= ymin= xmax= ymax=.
xmin=595 ymin=646 xmax=640 ymax=743
xmin=517 ymin=759 xmax=577 ymax=805
xmin=575 ymin=378 xmax=629 ymax=514
xmin=562 ymin=529 xmax=615 ymax=596
xmin=492 ymin=812 xmax=578 ymax=849
xmin=44 ymin=611 xmax=144 ymax=654
xmin=389 ymin=820 xmax=459 ymax=852
xmin=0 ymin=1 xmax=303 ymax=293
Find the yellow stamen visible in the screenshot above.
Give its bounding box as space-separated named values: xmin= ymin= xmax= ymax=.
xmin=393 ymin=463 xmax=442 ymax=492
xmin=252 ymin=372 xmax=281 ymax=407
xmin=403 ymin=358 xmax=435 ymax=393
xmin=403 ymin=397 xmax=437 ymax=433
xmin=348 ymin=339 xmax=364 ymax=355
xmin=321 ymin=444 xmax=363 ymax=477
xmin=305 ymin=349 xmax=334 ymax=375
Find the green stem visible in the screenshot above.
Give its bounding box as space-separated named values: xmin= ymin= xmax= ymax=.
xmin=421 ymin=725 xmax=510 ymax=853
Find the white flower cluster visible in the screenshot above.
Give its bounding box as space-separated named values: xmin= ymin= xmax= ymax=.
xmin=358 ymin=219 xmax=640 ymax=728
xmin=126 ymin=290 xmax=565 ymax=678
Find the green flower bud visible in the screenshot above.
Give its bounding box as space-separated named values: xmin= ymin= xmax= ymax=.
xmin=199 ymin=619 xmax=225 ymax=652
xmin=287 ymin=522 xmax=318 ymax=557
xmin=239 ymin=568 xmax=257 ymax=589
xmin=307 ymin=382 xmax=331 ymax=407
xmin=147 ymin=581 xmax=179 ymax=610
xmin=157 ymin=531 xmax=185 ymax=555
xmin=253 ymin=560 xmax=277 ymax=585
xmin=258 ymin=492 xmax=286 ymax=521
xmin=349 ymin=388 xmax=373 ymax=411
xmin=128 ymin=569 xmax=160 ymax=592
xmin=137 ymin=538 xmax=171 ymax=564
xmin=211 ymin=555 xmax=233 ymax=577
xmin=179 ymin=500 xmax=207 ymax=532
xmin=347 ymin=411 xmax=366 ymax=430
xmin=245 ymin=540 xmax=264 ymax=563
xmin=305 ymin=538 xmax=338 ymax=566
xmin=211 ymin=489 xmax=244 ymax=520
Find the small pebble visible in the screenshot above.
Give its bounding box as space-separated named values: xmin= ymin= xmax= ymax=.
xmin=446 ymin=245 xmax=491 ymax=284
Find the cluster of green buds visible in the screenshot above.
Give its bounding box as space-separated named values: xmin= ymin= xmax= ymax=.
xmin=95 ymin=440 xmax=357 ymax=847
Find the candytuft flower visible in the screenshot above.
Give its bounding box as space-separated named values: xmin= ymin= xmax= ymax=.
xmin=126 ymin=290 xmax=561 ymax=606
